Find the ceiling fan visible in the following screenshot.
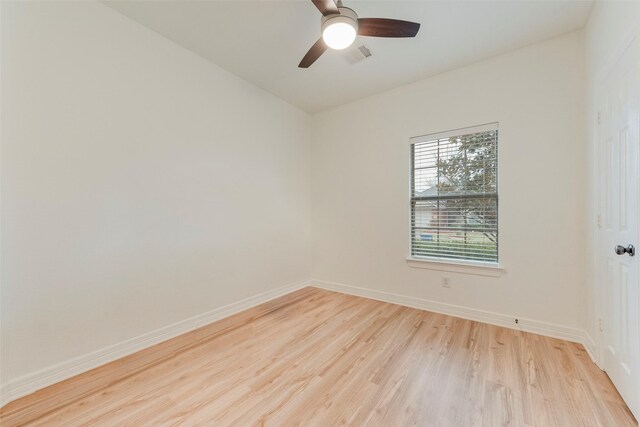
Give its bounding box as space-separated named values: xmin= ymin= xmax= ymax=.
xmin=299 ymin=0 xmax=420 ymax=68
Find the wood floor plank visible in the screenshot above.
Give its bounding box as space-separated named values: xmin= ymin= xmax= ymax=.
xmin=1 ymin=287 xmax=636 ymax=426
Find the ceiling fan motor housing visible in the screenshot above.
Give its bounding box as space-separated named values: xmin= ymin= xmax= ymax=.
xmin=321 ymin=7 xmax=358 ymax=34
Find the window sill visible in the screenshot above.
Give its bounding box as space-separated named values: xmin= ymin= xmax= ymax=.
xmin=406 ymin=257 xmax=505 ymax=277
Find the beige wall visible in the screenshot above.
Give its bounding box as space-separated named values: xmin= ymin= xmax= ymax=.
xmin=1 ymin=0 xmax=311 ymax=388
xmin=312 ymin=32 xmax=587 ymax=330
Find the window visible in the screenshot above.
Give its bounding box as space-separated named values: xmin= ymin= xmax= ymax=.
xmin=410 ymin=123 xmax=498 ymax=264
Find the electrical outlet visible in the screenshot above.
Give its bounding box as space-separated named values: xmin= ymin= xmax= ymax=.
xmin=441 ymin=277 xmax=451 ymax=288
xmin=598 ymin=317 xmax=604 ymax=332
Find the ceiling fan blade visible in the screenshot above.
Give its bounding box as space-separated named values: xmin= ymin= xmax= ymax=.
xmin=357 ymin=18 xmax=421 ymax=38
xmin=311 ymin=0 xmax=339 ymax=16
xmin=299 ymin=38 xmax=328 ymax=68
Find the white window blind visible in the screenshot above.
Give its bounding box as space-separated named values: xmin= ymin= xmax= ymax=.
xmin=410 ymin=124 xmax=498 ymax=263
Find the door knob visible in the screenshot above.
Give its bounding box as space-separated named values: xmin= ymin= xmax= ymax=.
xmin=614 ymin=245 xmax=636 ymax=256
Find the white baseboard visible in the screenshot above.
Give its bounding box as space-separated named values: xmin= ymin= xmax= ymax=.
xmin=1 ymin=279 xmax=601 ymax=408
xmin=312 ymin=279 xmax=599 ymax=364
xmin=581 ymin=331 xmax=601 ymax=367
xmin=0 ymin=279 xmax=311 ymax=408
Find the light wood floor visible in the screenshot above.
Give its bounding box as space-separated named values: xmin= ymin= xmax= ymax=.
xmin=1 ymin=287 xmax=636 ymax=426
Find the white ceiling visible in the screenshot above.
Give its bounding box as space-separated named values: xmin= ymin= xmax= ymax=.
xmin=104 ymin=0 xmax=594 ymax=113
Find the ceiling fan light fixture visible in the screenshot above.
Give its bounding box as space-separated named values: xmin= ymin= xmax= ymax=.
xmin=321 ymin=9 xmax=358 ymax=50
xmin=299 ymin=0 xmax=420 ymax=68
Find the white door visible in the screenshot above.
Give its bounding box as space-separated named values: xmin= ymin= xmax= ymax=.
xmin=598 ymin=35 xmax=640 ymax=419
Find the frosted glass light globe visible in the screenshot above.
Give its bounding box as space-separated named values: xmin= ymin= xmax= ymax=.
xmin=322 ymin=21 xmax=357 ymax=50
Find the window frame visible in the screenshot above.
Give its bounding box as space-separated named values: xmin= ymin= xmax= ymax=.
xmin=407 ymin=123 xmax=503 ymax=274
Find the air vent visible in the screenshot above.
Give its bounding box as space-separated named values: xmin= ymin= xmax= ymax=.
xmin=343 ymin=44 xmax=372 ymax=64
